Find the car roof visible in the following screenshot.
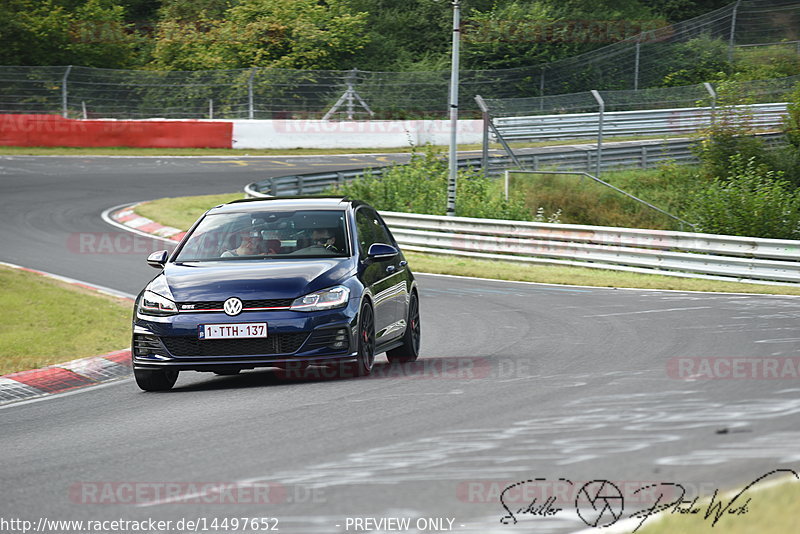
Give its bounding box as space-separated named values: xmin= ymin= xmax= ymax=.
xmin=210 ymin=196 xmax=355 ymax=214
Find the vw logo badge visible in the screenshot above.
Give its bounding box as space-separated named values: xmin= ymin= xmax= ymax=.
xmin=223 ymin=297 xmax=243 ymax=316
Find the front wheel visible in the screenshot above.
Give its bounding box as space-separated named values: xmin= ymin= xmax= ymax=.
xmin=355 ymin=302 xmax=375 ymax=376
xmin=134 ymin=368 xmax=178 ymax=391
xmin=387 ymin=292 xmax=420 ymax=364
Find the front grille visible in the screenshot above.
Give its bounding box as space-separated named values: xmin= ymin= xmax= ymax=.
xmin=161 ymin=332 xmax=309 ymax=357
xmin=133 ymin=334 xmax=167 ymax=357
xmin=177 ymin=298 xmax=294 ymax=311
xmin=245 ymin=298 xmax=294 ymax=308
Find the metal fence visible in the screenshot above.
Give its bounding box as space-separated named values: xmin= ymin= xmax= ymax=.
xmin=378 ymin=211 xmax=800 ymax=286
xmin=491 ymin=102 xmax=789 ymax=142
xmin=1 ymin=0 xmax=799 ymax=119
xmin=243 ymin=134 xmax=784 ymax=199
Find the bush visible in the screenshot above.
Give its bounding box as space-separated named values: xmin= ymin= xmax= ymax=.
xmin=661 ymin=36 xmax=732 ymax=87
xmin=329 ymin=145 xmax=538 ymax=221
xmin=733 ymin=45 xmax=800 ymax=81
xmin=692 ymin=82 xmax=770 ymax=179
xmin=786 ymin=82 xmax=800 ymax=150
xmin=687 ymin=155 xmax=800 ymax=239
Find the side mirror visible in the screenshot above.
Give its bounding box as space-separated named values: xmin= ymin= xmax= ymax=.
xmin=366 ymin=243 xmax=399 ymax=261
xmin=146 ymin=250 xmax=169 ymax=269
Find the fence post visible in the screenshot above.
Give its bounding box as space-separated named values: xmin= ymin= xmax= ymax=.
xmin=61 ymin=65 xmax=72 ymax=118
xmin=209 ymin=99 xmax=214 ymax=120
xmin=81 ymin=101 xmax=87 ymax=120
xmin=590 ymin=90 xmax=604 ymax=177
xmin=347 ymin=69 xmax=357 ymax=120
xmin=704 ymin=82 xmax=717 ymax=124
xmin=539 ymin=68 xmax=545 ymax=110
xmin=248 ymin=67 xmax=256 ymax=120
xmin=728 ymin=0 xmax=742 ymax=63
xmin=475 ymin=95 xmax=490 ymax=175
xmin=634 ymin=40 xmax=641 ymax=91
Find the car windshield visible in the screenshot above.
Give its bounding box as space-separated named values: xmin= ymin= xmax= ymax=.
xmin=174 ymin=209 xmax=349 ymax=262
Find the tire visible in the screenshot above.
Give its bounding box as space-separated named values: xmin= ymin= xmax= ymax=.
xmin=134 ymin=367 xmax=178 ymax=391
xmin=355 ymin=301 xmax=376 ymax=377
xmin=387 ymin=291 xmax=420 ymax=364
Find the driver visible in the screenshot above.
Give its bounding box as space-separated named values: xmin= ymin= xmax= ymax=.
xmin=221 ymin=229 xmax=262 ymax=257
xmin=291 ymin=227 xmax=339 ymax=254
xmin=310 ymin=228 xmax=336 ymax=250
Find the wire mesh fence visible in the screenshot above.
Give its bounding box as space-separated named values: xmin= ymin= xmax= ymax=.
xmin=483 ymin=74 xmax=800 ymax=118
xmin=0 ymin=0 xmax=798 ymax=120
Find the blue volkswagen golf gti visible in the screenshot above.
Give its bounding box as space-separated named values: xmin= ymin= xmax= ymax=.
xmin=132 ymin=197 xmax=420 ymax=391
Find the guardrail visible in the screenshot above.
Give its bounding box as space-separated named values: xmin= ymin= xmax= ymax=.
xmin=244 ymin=138 xmax=697 ymax=197
xmin=245 ymin=174 xmax=800 ymax=287
xmin=379 ymin=212 xmax=800 ymax=286
xmin=492 ymin=103 xmax=789 ymax=142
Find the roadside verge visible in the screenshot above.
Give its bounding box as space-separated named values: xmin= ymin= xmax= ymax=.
xmin=0 ymin=262 xmax=134 ymax=406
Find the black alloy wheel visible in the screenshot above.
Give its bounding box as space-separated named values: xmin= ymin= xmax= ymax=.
xmin=387 ymin=291 xmax=420 ymax=364
xmin=356 ymin=302 xmax=375 ymax=376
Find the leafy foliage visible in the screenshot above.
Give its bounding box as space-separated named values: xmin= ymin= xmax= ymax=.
xmin=661 ymin=36 xmax=732 ymax=87
xmin=0 ymin=0 xmax=139 ymax=67
xmin=786 ymin=82 xmax=800 ymax=150
xmin=692 ymin=81 xmax=770 ymax=179
xmin=686 ymin=155 xmax=800 ymax=239
xmin=328 ymin=146 xmax=535 ymax=221
xmin=732 ymin=44 xmax=800 ymax=81
xmin=150 ymin=0 xmax=370 ymax=70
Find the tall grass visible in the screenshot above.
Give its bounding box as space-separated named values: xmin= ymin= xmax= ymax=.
xmin=509 ymin=164 xmax=705 ymax=230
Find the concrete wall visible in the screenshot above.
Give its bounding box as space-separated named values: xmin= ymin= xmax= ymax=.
xmin=0 ymin=114 xmax=484 ymax=149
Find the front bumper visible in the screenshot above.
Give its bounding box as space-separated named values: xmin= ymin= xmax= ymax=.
xmin=132 ymin=301 xmax=360 ymax=371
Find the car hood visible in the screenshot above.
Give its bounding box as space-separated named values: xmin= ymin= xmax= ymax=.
xmin=161 ymin=258 xmax=356 ymax=302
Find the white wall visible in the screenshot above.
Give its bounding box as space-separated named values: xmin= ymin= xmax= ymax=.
xmin=232 ymin=119 xmax=483 ymax=149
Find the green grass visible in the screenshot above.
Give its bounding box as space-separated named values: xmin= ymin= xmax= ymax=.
xmin=131 ymin=194 xmax=800 ymax=296
xmin=134 ymin=192 xmax=245 ymax=231
xmin=0 ymin=266 xmax=132 ymax=375
xmin=636 ymin=478 xmax=800 ymax=534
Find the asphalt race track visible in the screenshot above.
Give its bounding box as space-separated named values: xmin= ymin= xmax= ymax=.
xmin=1 ymin=155 xmax=800 ymax=533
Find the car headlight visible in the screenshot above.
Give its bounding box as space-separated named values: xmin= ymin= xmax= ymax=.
xmin=290 ymin=286 xmax=350 ymax=312
xmin=138 ymin=290 xmax=178 ymax=316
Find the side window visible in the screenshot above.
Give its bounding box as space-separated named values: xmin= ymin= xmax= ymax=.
xmin=356 ymin=208 xmax=393 ymax=256
xmin=373 ymin=213 xmax=395 ymax=247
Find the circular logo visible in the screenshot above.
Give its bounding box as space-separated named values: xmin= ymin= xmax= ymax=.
xmin=223 ymin=297 xmax=243 ymax=316
xmin=575 ymin=480 xmax=624 ymax=528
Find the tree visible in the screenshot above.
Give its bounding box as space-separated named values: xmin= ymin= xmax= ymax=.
xmin=149 ymin=0 xmax=370 ymax=70
xmin=0 ymin=0 xmax=138 ymax=67
xmin=461 ymin=0 xmax=657 ymax=70
xmin=647 ymin=0 xmax=730 ymax=23
xmin=661 ymin=35 xmax=732 ymax=87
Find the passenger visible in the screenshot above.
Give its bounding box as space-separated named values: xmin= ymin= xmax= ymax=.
xmin=221 ymin=229 xmax=262 ymax=257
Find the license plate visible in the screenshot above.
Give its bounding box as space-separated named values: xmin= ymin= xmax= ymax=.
xmin=199 ymin=323 xmax=268 ymax=340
